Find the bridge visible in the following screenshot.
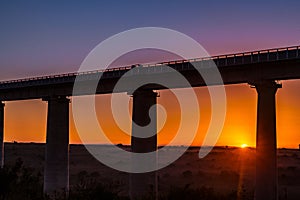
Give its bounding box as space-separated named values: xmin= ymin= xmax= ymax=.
xmin=0 ymin=45 xmax=300 ymax=199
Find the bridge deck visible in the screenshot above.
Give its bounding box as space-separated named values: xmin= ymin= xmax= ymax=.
xmin=0 ymin=45 xmax=300 ymax=101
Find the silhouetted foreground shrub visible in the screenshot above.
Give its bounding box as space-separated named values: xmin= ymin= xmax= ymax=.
xmin=162 ymin=184 xmax=237 ymax=200
xmin=69 ymin=183 xmax=126 ymax=200
xmin=0 ymin=159 xmax=239 ymax=200
xmin=0 ymin=158 xmax=43 ymax=200
xmin=0 ymin=159 xmax=126 ymax=200
xmin=69 ymin=171 xmax=127 ymax=200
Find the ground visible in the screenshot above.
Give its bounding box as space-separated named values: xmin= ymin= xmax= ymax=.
xmin=3 ymin=143 xmax=300 ymax=199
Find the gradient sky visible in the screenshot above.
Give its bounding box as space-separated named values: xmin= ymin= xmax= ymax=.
xmin=1 ymin=0 xmax=300 ymax=148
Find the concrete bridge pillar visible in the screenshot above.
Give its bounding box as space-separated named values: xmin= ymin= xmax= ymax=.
xmin=130 ymin=90 xmax=158 ymax=199
xmin=254 ymin=81 xmax=281 ymax=200
xmin=0 ymin=102 xmax=4 ymax=168
xmin=43 ymin=96 xmax=70 ymax=196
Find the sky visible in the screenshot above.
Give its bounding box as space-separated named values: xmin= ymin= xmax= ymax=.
xmin=0 ymin=0 xmax=300 ymax=148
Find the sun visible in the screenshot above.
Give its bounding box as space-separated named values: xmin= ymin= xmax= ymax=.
xmin=241 ymin=144 xmax=248 ymax=148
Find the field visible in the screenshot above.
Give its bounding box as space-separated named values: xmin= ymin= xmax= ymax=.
xmin=3 ymin=143 xmax=300 ymax=199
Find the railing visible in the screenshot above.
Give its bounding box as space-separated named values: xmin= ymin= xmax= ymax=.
xmin=148 ymin=45 xmax=300 ymax=67
xmin=0 ymin=45 xmax=299 ymax=86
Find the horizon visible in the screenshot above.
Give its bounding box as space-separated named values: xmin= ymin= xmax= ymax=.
xmin=4 ymin=141 xmax=300 ymax=150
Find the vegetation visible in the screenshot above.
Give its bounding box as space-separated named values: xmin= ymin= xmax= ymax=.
xmin=0 ymin=158 xmax=124 ymax=200
xmin=0 ymin=158 xmax=43 ymax=200
xmin=163 ymin=184 xmax=237 ymax=200
xmin=0 ymin=159 xmax=244 ymax=200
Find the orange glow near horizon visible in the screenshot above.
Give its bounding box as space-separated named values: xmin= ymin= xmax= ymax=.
xmin=3 ymin=80 xmax=300 ymax=148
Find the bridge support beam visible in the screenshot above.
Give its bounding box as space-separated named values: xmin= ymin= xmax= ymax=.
xmin=130 ymin=90 xmax=158 ymax=199
xmin=253 ymin=81 xmax=281 ymax=200
xmin=44 ymin=96 xmax=70 ymax=196
xmin=0 ymin=102 xmax=4 ymax=168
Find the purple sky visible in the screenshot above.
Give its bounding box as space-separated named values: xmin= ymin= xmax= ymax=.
xmin=0 ymin=0 xmax=299 ymax=80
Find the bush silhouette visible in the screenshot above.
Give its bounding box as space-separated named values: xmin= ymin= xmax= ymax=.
xmin=164 ymin=184 xmax=237 ymax=200
xmin=0 ymin=158 xmax=43 ymax=200
xmin=0 ymin=159 xmax=240 ymax=200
